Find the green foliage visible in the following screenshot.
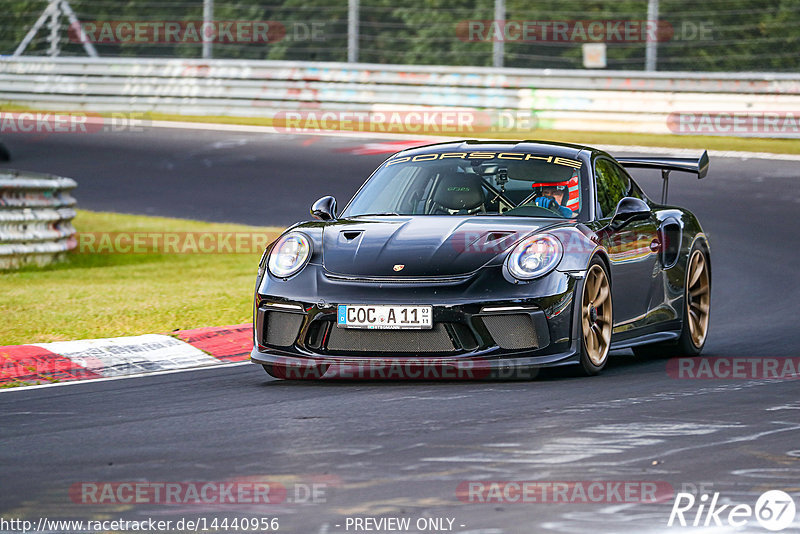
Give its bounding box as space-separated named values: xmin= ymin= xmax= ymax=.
xmin=1 ymin=1 xmax=798 ymax=71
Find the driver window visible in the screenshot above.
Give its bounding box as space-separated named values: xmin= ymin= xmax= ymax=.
xmin=595 ymin=158 xmax=631 ymax=218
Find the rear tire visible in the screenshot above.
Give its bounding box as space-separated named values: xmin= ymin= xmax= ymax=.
xmin=578 ymin=258 xmax=613 ymax=376
xmin=633 ymin=244 xmax=710 ymax=358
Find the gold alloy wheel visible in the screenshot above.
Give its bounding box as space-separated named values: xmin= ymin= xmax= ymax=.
xmin=686 ymin=249 xmax=711 ymax=347
xmin=582 ymin=264 xmax=613 ymax=366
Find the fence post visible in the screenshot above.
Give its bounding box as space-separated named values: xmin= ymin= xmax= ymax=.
xmin=645 ymin=0 xmax=659 ymax=71
xmin=47 ymin=4 xmax=60 ymax=57
xmin=203 ymin=0 xmax=214 ymax=59
xmin=348 ymin=0 xmax=359 ymax=63
xmin=493 ymin=0 xmax=504 ymax=68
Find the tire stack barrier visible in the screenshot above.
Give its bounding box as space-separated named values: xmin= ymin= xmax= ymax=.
xmin=0 ymin=169 xmax=77 ymax=269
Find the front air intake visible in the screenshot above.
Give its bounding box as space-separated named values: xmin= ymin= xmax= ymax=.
xmin=259 ymin=309 xmax=304 ymax=347
xmin=480 ymin=314 xmax=541 ymax=350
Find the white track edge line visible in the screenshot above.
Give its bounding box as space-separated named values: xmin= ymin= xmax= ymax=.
xmin=0 ymin=360 xmax=253 ymax=394
xmin=145 ymin=119 xmax=800 ymax=161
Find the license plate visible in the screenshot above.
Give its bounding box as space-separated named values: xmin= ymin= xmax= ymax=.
xmin=337 ymin=305 xmax=432 ymax=329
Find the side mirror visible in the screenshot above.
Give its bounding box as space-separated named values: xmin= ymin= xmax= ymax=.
xmin=311 ymin=196 xmax=337 ymax=221
xmin=610 ymin=197 xmax=650 ymax=229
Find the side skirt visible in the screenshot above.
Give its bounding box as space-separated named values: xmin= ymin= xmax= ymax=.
xmin=610 ymin=331 xmax=680 ymax=351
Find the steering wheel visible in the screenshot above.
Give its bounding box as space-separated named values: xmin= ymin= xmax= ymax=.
xmin=532 ymin=195 xmax=565 ymax=215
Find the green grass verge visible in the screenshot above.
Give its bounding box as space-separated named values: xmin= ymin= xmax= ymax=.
xmin=0 ymin=210 xmax=284 ymax=345
xmin=2 ymin=103 xmax=798 ymax=155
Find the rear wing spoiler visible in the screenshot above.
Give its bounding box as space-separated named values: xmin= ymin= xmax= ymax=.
xmin=616 ymin=150 xmax=709 ymax=203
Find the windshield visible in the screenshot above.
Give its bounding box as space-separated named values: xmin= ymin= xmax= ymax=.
xmin=342 ymin=150 xmax=585 ymax=219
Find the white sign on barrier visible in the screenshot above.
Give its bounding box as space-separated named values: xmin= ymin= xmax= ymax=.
xmin=582 ymin=43 xmax=607 ymax=69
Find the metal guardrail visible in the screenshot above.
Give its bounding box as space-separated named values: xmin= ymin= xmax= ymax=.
xmin=0 ymin=169 xmax=77 ymax=269
xmin=1 ymin=57 xmax=799 ymax=136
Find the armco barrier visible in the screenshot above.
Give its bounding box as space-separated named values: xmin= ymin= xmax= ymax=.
xmin=0 ymin=57 xmax=799 ymax=136
xmin=0 ymin=169 xmax=77 ymax=269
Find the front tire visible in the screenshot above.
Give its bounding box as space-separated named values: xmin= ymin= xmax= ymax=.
xmin=578 ymin=259 xmax=613 ymax=375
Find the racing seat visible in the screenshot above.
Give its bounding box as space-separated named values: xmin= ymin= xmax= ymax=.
xmin=429 ymin=172 xmax=486 ymax=215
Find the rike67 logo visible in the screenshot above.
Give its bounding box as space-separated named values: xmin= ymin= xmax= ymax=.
xmin=668 ymin=490 xmax=797 ymax=531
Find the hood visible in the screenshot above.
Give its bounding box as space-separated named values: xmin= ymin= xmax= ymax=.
xmin=321 ymin=216 xmax=558 ymax=277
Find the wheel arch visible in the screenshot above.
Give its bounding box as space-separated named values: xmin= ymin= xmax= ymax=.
xmin=591 ymin=248 xmax=612 ymax=284
xmin=688 ymin=233 xmax=712 ymax=283
xmin=690 ymin=233 xmax=713 ymax=281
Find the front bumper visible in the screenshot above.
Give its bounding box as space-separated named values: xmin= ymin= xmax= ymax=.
xmin=250 ymin=266 xmax=584 ymax=378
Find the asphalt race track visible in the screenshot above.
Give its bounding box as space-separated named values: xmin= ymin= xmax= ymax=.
xmin=0 ymin=127 xmax=395 ymax=226
xmin=2 ymin=127 xmax=800 ymax=534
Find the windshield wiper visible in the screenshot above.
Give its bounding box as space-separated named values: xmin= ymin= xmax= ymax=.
xmin=352 ymin=212 xmax=401 ymax=217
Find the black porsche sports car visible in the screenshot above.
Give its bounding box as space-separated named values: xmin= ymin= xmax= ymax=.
xmin=251 ymin=140 xmax=710 ymax=379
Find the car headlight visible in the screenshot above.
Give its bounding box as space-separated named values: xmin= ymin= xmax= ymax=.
xmin=268 ymin=232 xmax=312 ymax=278
xmin=506 ymin=234 xmax=562 ymax=280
